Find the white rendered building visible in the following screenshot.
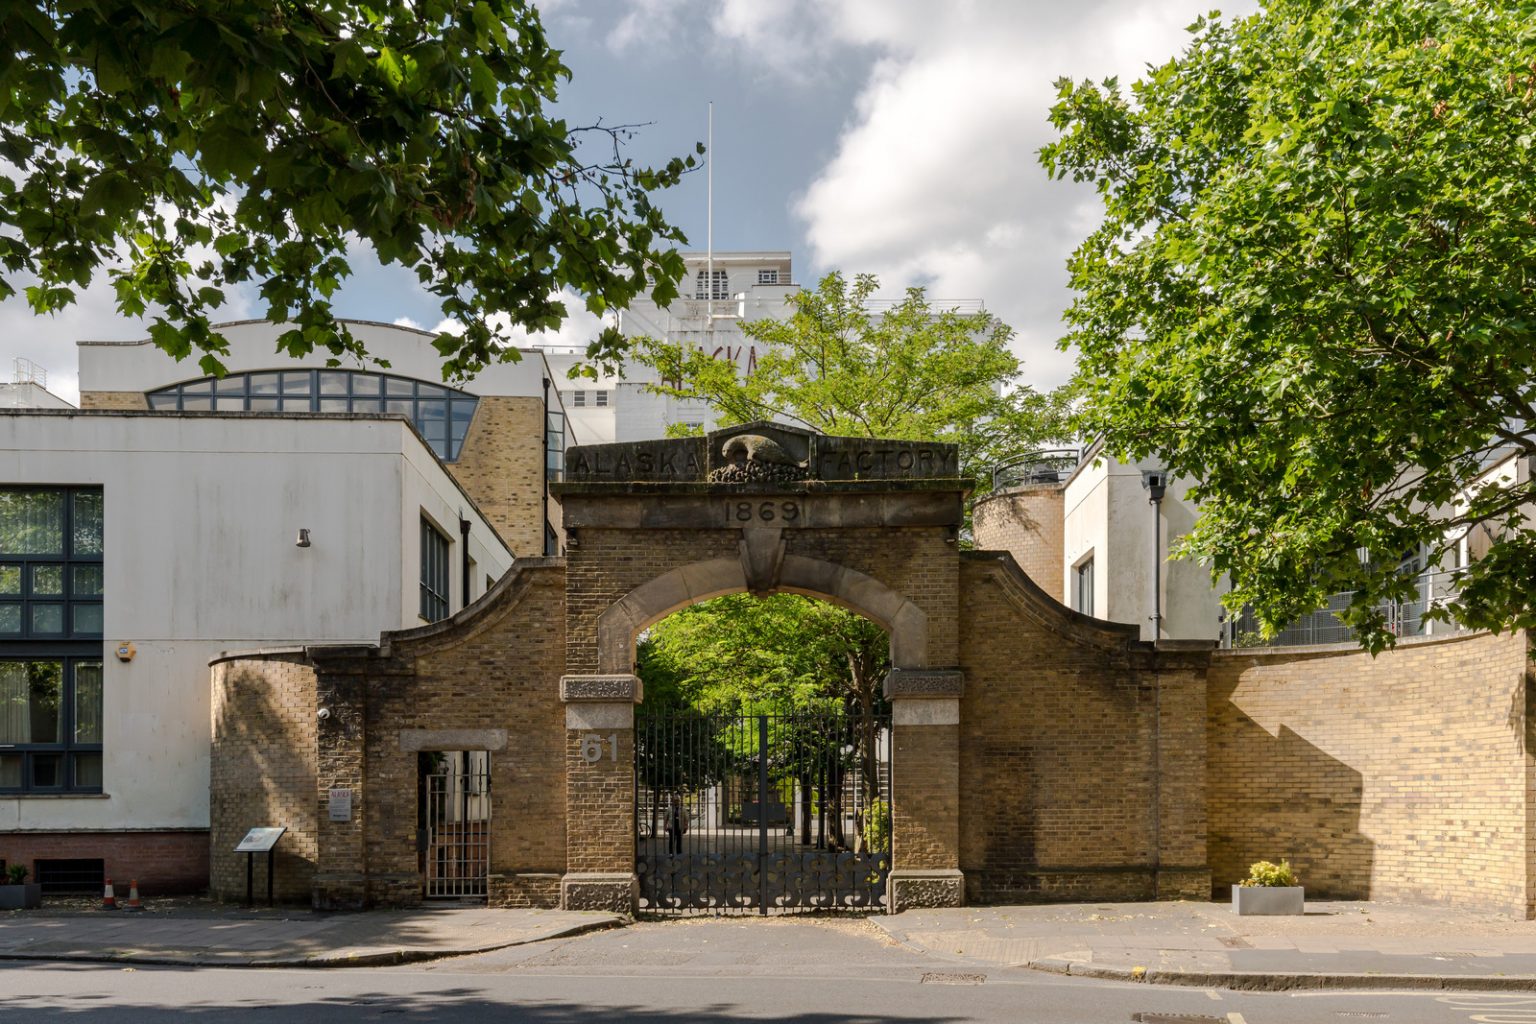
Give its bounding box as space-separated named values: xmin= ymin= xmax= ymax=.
xmin=537 ymin=251 xmax=799 ymax=443
xmin=0 ymin=321 xmax=565 ymax=893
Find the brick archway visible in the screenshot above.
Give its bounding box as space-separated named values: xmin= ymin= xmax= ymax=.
xmin=595 ymin=553 xmax=930 ymax=674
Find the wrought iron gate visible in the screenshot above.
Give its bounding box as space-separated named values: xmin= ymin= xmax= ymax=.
xmin=419 ymin=751 xmax=491 ymax=899
xmin=635 ymin=711 xmax=892 ymax=915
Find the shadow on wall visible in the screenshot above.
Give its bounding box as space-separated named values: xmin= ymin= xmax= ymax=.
xmin=209 ymin=661 xmax=318 ymax=904
xmin=1208 ymin=698 xmax=1374 ymax=899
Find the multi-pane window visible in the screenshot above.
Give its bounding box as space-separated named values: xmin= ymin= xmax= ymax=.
xmin=1073 ymin=557 xmax=1095 ymax=616
xmin=757 ymin=269 xmax=780 ymax=285
xmin=0 ymin=489 xmax=103 ymax=640
xmin=694 ymin=269 xmax=729 ymax=300
xmin=595 ymin=390 xmax=610 ymax=408
xmin=0 ymin=486 xmax=105 ymax=794
xmin=546 ymin=409 xmax=566 ymax=482
xmin=571 ymin=390 xmax=586 ymax=407
xmin=420 ymin=518 xmax=450 ymax=623
xmin=0 ymin=659 xmax=103 ymax=793
xmin=146 ymin=370 xmax=480 ymax=462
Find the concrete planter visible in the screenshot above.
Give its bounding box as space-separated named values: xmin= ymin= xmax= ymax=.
xmin=1232 ymin=884 xmax=1304 ymax=916
xmin=0 ymin=883 xmax=42 ymax=910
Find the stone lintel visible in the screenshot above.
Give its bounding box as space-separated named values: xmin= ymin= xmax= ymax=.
xmin=893 ymin=699 xmax=959 ymax=726
xmin=883 ymin=669 xmax=964 ymax=700
xmin=399 ymin=728 xmax=508 ymax=752
xmin=565 ymin=702 xmax=634 ymax=731
xmin=561 ymin=872 xmax=638 ymax=914
xmin=888 ymin=869 xmax=964 ymax=912
xmin=561 ymin=674 xmax=643 ymax=703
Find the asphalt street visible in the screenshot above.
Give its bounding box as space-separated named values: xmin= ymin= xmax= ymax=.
xmin=2 ymin=918 xmax=1532 ymax=1023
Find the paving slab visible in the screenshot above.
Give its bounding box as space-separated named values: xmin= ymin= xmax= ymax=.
xmin=873 ymin=900 xmax=1536 ymax=991
xmin=0 ymin=906 xmax=622 ymax=968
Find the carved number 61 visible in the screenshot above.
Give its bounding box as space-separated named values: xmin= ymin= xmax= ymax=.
xmin=731 ymin=501 xmax=800 ymax=524
xmin=579 ymin=733 xmax=619 ymax=763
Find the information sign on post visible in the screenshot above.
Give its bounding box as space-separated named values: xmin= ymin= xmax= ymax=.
xmin=232 ymin=826 xmax=286 ymax=906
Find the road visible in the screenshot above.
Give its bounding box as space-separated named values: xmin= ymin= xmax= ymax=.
xmin=2 ymin=917 xmax=1532 ymax=1023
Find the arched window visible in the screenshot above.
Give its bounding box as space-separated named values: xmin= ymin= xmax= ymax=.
xmin=146 ymin=370 xmax=479 ymax=461
xmin=694 ymin=269 xmax=729 ymax=301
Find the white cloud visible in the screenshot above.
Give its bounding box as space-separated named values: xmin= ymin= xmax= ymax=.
xmin=408 ymin=291 xmax=610 ymax=352
xmin=781 ymin=0 xmax=1262 ymax=389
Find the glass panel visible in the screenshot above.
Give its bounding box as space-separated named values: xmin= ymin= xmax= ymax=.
xmin=0 ymin=661 xmax=62 ymax=744
xmin=416 ymin=383 xmax=446 ymax=400
xmin=214 ymin=375 xmax=246 ymax=395
xmin=247 ymin=372 xmax=280 ymax=395
xmin=73 ymin=752 xmax=103 ymax=789
xmin=32 ymin=564 xmax=63 ymax=596
xmin=31 ymin=753 xmax=62 ymax=788
xmin=247 ymin=397 xmax=280 ymax=412
xmin=416 ymin=401 xmax=448 ymax=447
xmin=72 ymin=491 xmax=103 ymax=557
xmin=212 ymin=396 xmax=247 ymax=412
xmin=0 ymin=489 xmax=64 ymax=554
xmin=147 ymin=393 xmax=179 ymax=410
xmin=179 ymin=380 xmax=212 ymax=396
xmin=72 ymin=604 xmax=103 ymax=635
xmin=0 ymin=604 xmax=19 ymax=634
xmin=281 ymin=396 xmax=315 ymax=412
xmin=180 ymin=395 xmax=212 ymax=411
xmin=0 ymin=564 xmax=19 ymax=594
xmin=75 ymin=662 xmax=103 ymax=744
xmin=318 ymin=371 xmax=350 ymax=395
xmin=31 ymin=604 xmax=63 ymax=633
xmin=0 ymin=754 xmax=19 ymax=788
xmin=282 ymin=371 xmax=312 ymax=395
xmin=318 ymin=397 xmax=351 ymax=414
xmin=385 ymin=399 xmax=413 ymax=418
xmin=350 ymin=374 xmax=383 ymax=398
xmin=385 ymin=377 xmax=415 ymax=397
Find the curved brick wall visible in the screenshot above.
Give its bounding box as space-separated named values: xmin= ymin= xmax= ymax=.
xmin=972 ymin=485 xmax=1066 ymax=604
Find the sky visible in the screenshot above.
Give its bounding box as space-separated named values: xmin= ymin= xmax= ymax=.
xmin=1 ymin=0 xmax=1257 ymax=405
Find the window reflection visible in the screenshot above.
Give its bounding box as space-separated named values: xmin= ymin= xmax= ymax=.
xmin=146 ymin=370 xmax=480 ymax=461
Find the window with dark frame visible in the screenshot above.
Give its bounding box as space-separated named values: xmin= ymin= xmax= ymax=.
xmin=694 ymin=269 xmax=729 ymax=300
xmin=1073 ymin=556 xmax=1095 ymax=616
xmin=0 ymin=486 xmax=105 ymax=794
xmin=145 ymin=370 xmax=480 ymax=462
xmin=420 ymin=518 xmax=450 ymax=623
xmin=545 ymin=409 xmax=566 ymax=482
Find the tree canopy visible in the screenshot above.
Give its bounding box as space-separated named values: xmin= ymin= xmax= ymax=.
xmin=2 ymin=0 xmax=696 ymax=378
xmin=635 ymin=271 xmax=1070 ymax=496
xmin=637 ymin=593 xmax=887 ymax=719
xmin=1041 ymin=0 xmax=1536 ymax=651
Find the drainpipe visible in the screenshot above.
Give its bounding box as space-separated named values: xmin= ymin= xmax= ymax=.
xmin=459 ymin=516 xmax=471 ymax=609
xmin=1141 ymin=469 xmax=1168 ymax=640
xmin=1140 ymin=467 xmax=1169 ymax=897
xmin=542 ymin=376 xmax=551 ymax=556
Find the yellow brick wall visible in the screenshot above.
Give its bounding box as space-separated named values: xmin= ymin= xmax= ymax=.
xmin=77 ymin=391 xmax=149 ymax=410
xmin=1209 ymin=629 xmax=1534 ymax=916
xmin=209 ymin=654 xmax=319 ymax=903
xmin=448 ymin=396 xmax=548 ymax=557
xmin=972 ymin=485 xmax=1067 ymax=604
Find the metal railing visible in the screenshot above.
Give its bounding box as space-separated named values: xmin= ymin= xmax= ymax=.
xmin=990 ymin=449 xmax=1081 ymax=491
xmin=1222 ymin=568 xmax=1467 ymax=648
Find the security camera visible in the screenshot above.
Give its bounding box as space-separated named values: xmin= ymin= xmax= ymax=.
xmin=317 ymin=708 xmax=332 ymax=721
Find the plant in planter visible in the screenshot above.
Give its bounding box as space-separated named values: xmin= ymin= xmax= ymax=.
xmin=0 ymin=864 xmax=42 ymax=911
xmin=1232 ymin=859 xmax=1304 ymax=916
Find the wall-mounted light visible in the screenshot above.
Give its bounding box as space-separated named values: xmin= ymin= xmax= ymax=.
xmin=295 ymin=528 xmax=311 ymax=548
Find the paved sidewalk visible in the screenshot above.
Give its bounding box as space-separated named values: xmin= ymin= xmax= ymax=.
xmin=0 ymin=905 xmax=622 ymax=968
xmin=873 ymin=900 xmax=1536 ymax=991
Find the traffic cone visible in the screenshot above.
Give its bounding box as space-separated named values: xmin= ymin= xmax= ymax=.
xmin=102 ymin=878 xmax=117 ymax=910
xmin=123 ymin=879 xmax=143 ymax=912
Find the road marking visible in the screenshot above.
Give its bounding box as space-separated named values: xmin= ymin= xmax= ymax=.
xmin=1206 ymin=990 xmax=1222 ymax=1000
xmin=1227 ymin=1014 xmax=1247 ymax=1024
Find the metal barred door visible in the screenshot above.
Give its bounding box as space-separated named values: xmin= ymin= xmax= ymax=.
xmin=421 ymin=752 xmax=491 ymax=899
xmin=635 ymin=711 xmax=892 ymax=915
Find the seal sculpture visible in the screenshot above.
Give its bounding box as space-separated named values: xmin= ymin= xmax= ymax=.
xmin=710 ymin=433 xmax=811 ymax=483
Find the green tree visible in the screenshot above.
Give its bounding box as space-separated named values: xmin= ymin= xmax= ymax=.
xmin=1041 ymin=0 xmax=1536 ymax=651
xmin=635 ymin=271 xmax=1070 ymax=494
xmin=2 ymin=0 xmax=696 ymax=378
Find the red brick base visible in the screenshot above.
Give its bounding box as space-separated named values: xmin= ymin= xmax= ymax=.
xmin=0 ymin=831 xmax=209 ymax=896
